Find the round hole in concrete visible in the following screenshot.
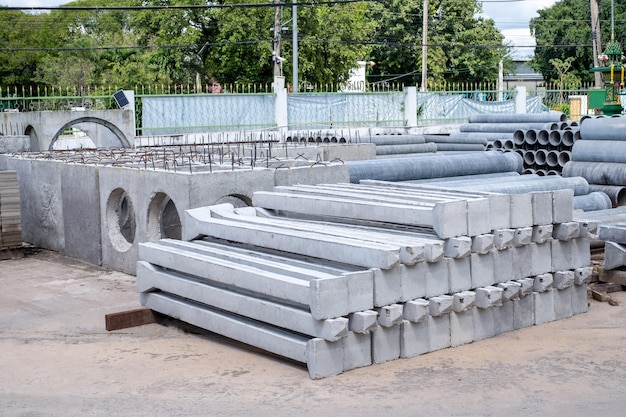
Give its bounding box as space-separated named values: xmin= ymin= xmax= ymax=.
xmin=214 ymin=193 xmax=252 ymax=208
xmin=106 ymin=188 xmax=136 ymax=252
xmin=147 ymin=192 xmax=182 ymax=240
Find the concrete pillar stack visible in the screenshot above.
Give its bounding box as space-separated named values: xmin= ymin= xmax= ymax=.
xmin=137 ymin=181 xmax=592 ymax=379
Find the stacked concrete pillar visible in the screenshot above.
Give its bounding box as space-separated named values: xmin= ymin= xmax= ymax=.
xmin=0 ymin=170 xmax=22 ymax=248
xmin=137 ymin=181 xmax=592 ymax=379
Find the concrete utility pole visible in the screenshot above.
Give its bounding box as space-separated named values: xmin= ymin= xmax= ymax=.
xmin=293 ymin=0 xmax=299 ymax=92
xmin=590 ymin=0 xmax=603 ymax=87
xmin=421 ymin=0 xmax=428 ymax=91
xmin=273 ymin=0 xmax=282 ymax=77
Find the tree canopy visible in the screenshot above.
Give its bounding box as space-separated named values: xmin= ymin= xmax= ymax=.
xmin=0 ymin=0 xmax=511 ymax=91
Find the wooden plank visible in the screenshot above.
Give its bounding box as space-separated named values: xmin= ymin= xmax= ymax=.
xmin=105 ymin=307 xmax=159 ymax=331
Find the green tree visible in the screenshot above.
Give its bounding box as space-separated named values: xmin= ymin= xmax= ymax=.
xmin=367 ymin=0 xmax=508 ymax=87
xmin=529 ymin=0 xmax=626 ymax=83
xmin=0 ymin=8 xmax=44 ymax=86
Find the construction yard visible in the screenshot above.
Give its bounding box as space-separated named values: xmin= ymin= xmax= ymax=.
xmin=0 ymin=248 xmax=625 ymax=417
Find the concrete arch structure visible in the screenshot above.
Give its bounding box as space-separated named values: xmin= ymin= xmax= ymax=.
xmin=0 ymin=109 xmax=135 ymax=151
xmin=49 ymin=116 xmax=132 ymax=150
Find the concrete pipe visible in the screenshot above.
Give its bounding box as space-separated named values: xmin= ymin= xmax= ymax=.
xmin=535 ymin=169 xmax=549 ymax=176
xmin=448 ymin=132 xmax=512 ymax=142
xmin=459 ymin=123 xmax=555 ymax=133
xmin=524 ymin=130 xmax=537 ymax=147
xmin=573 ymin=130 xmax=581 ymax=142
xmin=523 ymin=150 xmax=536 ymax=165
xmin=367 ymin=135 xmax=426 ymax=145
xmin=579 ymin=115 xmax=626 ymax=141
xmin=560 ymin=130 xmax=575 ymax=148
xmin=427 ymin=175 xmax=589 ymax=195
xmin=347 ymin=150 xmax=523 ymax=183
xmin=409 ymin=171 xmax=521 ymax=184
xmin=513 ymin=130 xmax=526 ymax=146
xmin=486 ymin=142 xmax=495 ymax=150
xmin=502 ymin=139 xmax=515 ymax=150
xmin=548 ymin=130 xmax=562 ymax=147
xmin=434 ymin=143 xmax=485 ymax=152
xmin=375 ymin=143 xmax=437 ymax=155
xmin=493 ymin=139 xmax=503 ymax=149
xmin=542 ymin=122 xmax=560 ymax=130
xmin=572 ymin=140 xmax=626 ymax=163
xmin=523 ymin=168 xmax=536 ymax=175
xmin=467 ymin=112 xmax=566 ymax=124
xmin=423 ymin=134 xmax=486 ymax=145
xmin=574 ymin=191 xmax=613 ymax=211
xmin=547 ymin=170 xmax=561 ymax=176
xmin=535 ymin=149 xmax=548 ymax=166
xmin=546 ymin=150 xmax=560 ymax=167
xmin=563 ymin=161 xmax=626 ymax=185
xmin=557 ymin=151 xmax=571 ymax=167
xmin=588 ymin=184 xmax=626 ymax=207
xmin=537 ymin=130 xmax=550 ymax=147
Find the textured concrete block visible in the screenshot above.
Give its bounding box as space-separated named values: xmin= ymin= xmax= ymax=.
xmin=512 ymin=245 xmax=532 ymax=280
xmin=424 ymin=241 xmax=445 ymax=262
xmin=403 ymin=298 xmax=430 ymax=323
xmin=572 ymin=284 xmax=589 ymax=315
xmin=493 ymin=228 xmax=515 ymax=250
xmin=470 ymin=252 xmax=495 ymax=289
xmin=513 ymin=294 xmax=535 ymax=329
xmin=553 ymin=189 xmax=574 ymax=223
xmin=513 ymin=227 xmax=533 ymax=247
xmin=574 ymin=266 xmax=593 ymax=286
xmin=377 ymin=304 xmax=404 ymax=327
xmin=553 ymin=270 xmax=575 ymax=290
xmin=551 ymin=239 xmax=572 ymax=272
xmin=447 ymin=256 xmax=472 ymax=293
xmin=532 ymin=224 xmax=553 ymax=244
xmin=425 ymin=259 xmax=450 ymax=298
xmin=578 ymin=220 xmax=598 ymax=239
xmin=373 ymin=266 xmax=403 ymax=307
xmin=400 ymin=320 xmax=429 ymax=358
xmin=497 ymin=281 xmax=522 ymax=301
xmin=517 ymin=277 xmax=535 ymax=297
xmin=604 ymin=241 xmax=626 ymax=270
xmin=598 ymin=224 xmax=626 ymax=243
xmin=475 ymin=286 xmax=503 ymax=308
xmin=510 ymin=193 xmax=533 ymax=228
xmin=485 ymin=193 xmax=511 ymax=231
xmin=533 ymin=273 xmax=553 ymax=292
xmin=444 ymin=236 xmax=472 ymax=259
xmin=493 ymin=247 xmax=514 ymax=284
xmin=472 ymin=234 xmax=494 ymax=254
xmin=533 ymin=290 xmax=556 ymax=325
xmin=532 ymin=191 xmax=553 ymax=225
xmin=429 ymin=295 xmax=454 ymax=317
xmin=372 ymin=324 xmax=401 ymax=364
xmin=307 ymin=338 xmax=344 ymax=379
xmin=554 ymin=286 xmax=573 ymax=320
xmin=342 ymin=331 xmax=372 ymax=371
xmin=428 ymin=315 xmax=451 ymax=351
xmin=472 ymin=307 xmax=495 ymax=341
xmin=452 ymin=290 xmax=476 ymax=312
xmin=402 ymin=262 xmax=427 ymax=302
xmin=494 ymin=300 xmax=515 ymax=335
xmin=345 ymin=269 xmax=375 ymax=314
xmin=450 ymin=311 xmax=474 ymax=347
xmin=530 ymin=242 xmax=552 ymax=276
xmin=349 ymin=311 xmax=379 ymax=334
xmin=467 ymin=197 xmax=491 ymax=236
xmin=570 ymin=238 xmax=590 ymax=269
xmin=553 ymin=221 xmax=580 ymax=241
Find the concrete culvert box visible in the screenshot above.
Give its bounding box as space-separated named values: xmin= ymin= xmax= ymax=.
xmin=106 ymin=188 xmax=136 ymax=252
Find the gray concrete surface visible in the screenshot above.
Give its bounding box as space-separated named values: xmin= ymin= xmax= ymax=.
xmin=2 ymin=249 xmax=626 ymax=416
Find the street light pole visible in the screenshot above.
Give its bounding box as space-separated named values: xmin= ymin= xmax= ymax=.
xmin=421 ymin=0 xmax=428 ymax=91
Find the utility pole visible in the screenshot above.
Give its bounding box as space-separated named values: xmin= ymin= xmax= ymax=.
xmin=590 ymin=0 xmax=603 ymax=87
xmin=273 ymin=0 xmax=282 ymax=77
xmin=293 ymin=0 xmax=299 ymax=92
xmin=421 ymin=0 xmax=428 ymax=91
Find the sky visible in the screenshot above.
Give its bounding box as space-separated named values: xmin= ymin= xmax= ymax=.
xmin=4 ymin=0 xmax=559 ymax=58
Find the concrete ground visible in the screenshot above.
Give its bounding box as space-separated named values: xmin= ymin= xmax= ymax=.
xmin=1 ymin=249 xmax=626 ymax=417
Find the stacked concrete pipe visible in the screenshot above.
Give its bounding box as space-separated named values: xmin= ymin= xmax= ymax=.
xmin=563 ymin=115 xmax=626 ymax=208
xmin=138 ymin=181 xmax=592 ymax=378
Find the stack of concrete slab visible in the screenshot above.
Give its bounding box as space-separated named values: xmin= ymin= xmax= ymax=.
xmin=137 ymin=182 xmax=593 ymax=379
xmin=0 ymin=170 xmax=22 ymax=248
